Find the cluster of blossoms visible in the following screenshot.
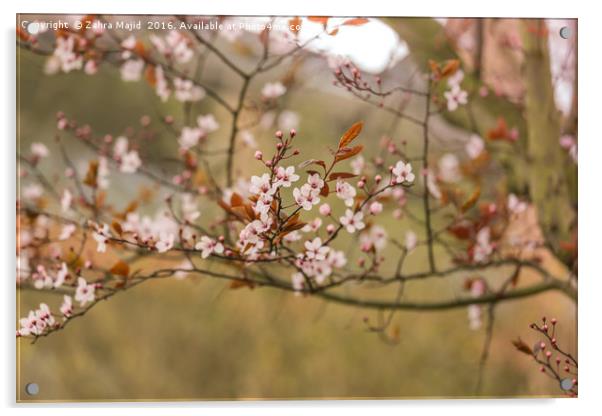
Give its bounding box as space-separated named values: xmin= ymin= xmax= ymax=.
xmin=443 ymin=69 xmax=468 ymax=112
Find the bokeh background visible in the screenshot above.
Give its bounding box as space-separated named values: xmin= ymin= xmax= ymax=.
xmin=16 ymin=15 xmax=577 ymax=401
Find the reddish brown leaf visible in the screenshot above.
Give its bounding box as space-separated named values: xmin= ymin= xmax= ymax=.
xmin=329 ymin=172 xmax=357 ymax=181
xmin=229 ymin=279 xmax=255 ymax=290
xmin=230 ymin=192 xmax=244 ymax=207
xmin=334 ymin=145 xmax=364 ymax=163
xmin=307 ymin=16 xmax=329 ymax=26
xmin=441 ymin=59 xmax=460 ymax=77
xmin=111 ymin=220 xmax=123 ymax=236
xmin=338 ymin=121 xmax=364 ymax=149
xmin=320 ymin=182 xmax=330 ymax=197
xmin=342 ymin=17 xmax=369 ymax=26
xmin=110 ymin=260 xmax=130 ymax=278
xmin=512 ymin=338 xmax=534 ymax=356
xmin=83 ymin=160 xmax=99 ymax=188
xmin=460 ymin=186 xmax=481 ymax=213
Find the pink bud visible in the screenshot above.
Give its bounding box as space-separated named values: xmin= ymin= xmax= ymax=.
xmin=374 ymin=175 xmax=382 ymax=184
xmin=265 ymin=160 xmax=272 ymax=167
xmin=357 ymin=180 xmax=365 ymax=189
xmin=275 ymin=130 xmax=283 ymax=139
xmin=319 ymin=204 xmax=331 ymax=216
xmin=254 ymin=150 xmax=263 ymax=160
xmin=540 ymin=342 xmax=546 ymax=350
xmin=369 ymin=201 xmax=383 ymax=215
xmin=326 ymin=224 xmax=335 ymax=234
xmin=545 ymin=351 xmax=552 ymax=358
xmin=290 ymin=129 xmax=297 ymax=138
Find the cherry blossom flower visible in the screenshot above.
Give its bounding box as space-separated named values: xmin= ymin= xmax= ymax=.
xmin=93 ymin=224 xmax=110 ymax=253
xmin=97 ymin=157 xmax=110 ymax=189
xmin=59 ymin=189 xmax=73 ymax=212
xmin=306 ymin=173 xmax=324 ymax=194
xmin=467 ymin=304 xmax=482 ymax=330
xmin=350 ymin=155 xmax=365 ymax=175
xmin=466 ymin=134 xmax=485 ymax=159
xmin=507 ymin=193 xmax=527 ymax=215
xmin=113 ymin=136 xmax=129 ymax=158
xmin=444 ymin=85 xmax=468 ymax=111
xmin=150 ymin=31 xmax=193 ymax=64
xmin=75 ymin=277 xmax=96 ymax=307
xmin=250 ymin=173 xmax=276 ymax=196
xmin=120 ymin=59 xmax=145 ymax=82
xmin=291 ymin=272 xmax=305 ymax=294
xmin=155 ymin=233 xmax=175 ymax=253
xmin=327 ymin=249 xmax=347 ymax=268
xmin=23 ymin=184 xmax=43 ymax=201
xmin=302 ymin=218 xmax=322 ymax=233
xmin=58 ymin=223 xmax=77 ymax=241
xmin=438 ymin=154 xmax=461 ymax=183
xmin=31 ymin=142 xmax=49 ymax=159
xmin=304 ymin=237 xmax=330 ymax=261
xmin=405 ymin=230 xmax=417 ymax=252
xmin=335 ymin=180 xmax=356 ymax=207
xmin=239 ymin=130 xmax=257 ymax=148
xmin=195 ymin=236 xmax=224 ymax=258
xmin=426 ymin=172 xmax=442 ymax=200
xmin=51 ymin=36 xmax=83 ymax=73
xmin=473 ymin=227 xmax=493 ymax=263
xmin=60 ymin=295 xmax=73 ymax=319
xmin=340 ymin=209 xmax=365 ymax=233
xmin=274 ymin=166 xmax=300 ymax=188
xmin=360 ymin=225 xmax=388 ymax=251
xmin=53 ymin=262 xmax=68 ymax=288
xmin=369 ymin=201 xmax=383 ymax=215
xmin=17 ymin=310 xmax=41 ymax=337
xmin=447 ymin=69 xmax=464 ymax=88
xmin=154 ymin=65 xmax=171 ymax=101
xmin=278 ymin=110 xmax=300 ymax=131
xmin=392 ymin=160 xmax=415 ymax=184
xmin=180 ymin=193 xmax=200 ymax=222
xmin=197 ymin=114 xmax=219 ymax=133
xmin=261 ymin=81 xmax=286 ymax=99
xmin=178 ymin=126 xmax=203 ymax=150
xmin=560 ymin=134 xmax=577 ymax=163
xmin=84 ymin=60 xmax=98 ymax=75
xmin=293 ymin=185 xmax=320 ymax=211
xmin=120 ymin=150 xmax=141 ymax=173
xmin=174 ymin=78 xmax=205 ymax=102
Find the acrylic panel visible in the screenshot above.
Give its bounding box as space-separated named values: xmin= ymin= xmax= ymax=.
xmin=16 ymin=14 xmax=578 ymax=401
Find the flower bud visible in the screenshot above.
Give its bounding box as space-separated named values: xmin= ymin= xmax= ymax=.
xmin=254 ymin=150 xmax=263 ymax=160
xmin=275 ymin=130 xmax=283 ymax=139
xmin=290 ymin=129 xmax=297 ymax=138
xmin=369 ymin=201 xmax=383 ymax=215
xmin=319 ymin=204 xmax=331 ymax=216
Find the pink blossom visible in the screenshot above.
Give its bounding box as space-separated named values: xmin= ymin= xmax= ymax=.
xmin=405 ymin=230 xmax=417 ymax=252
xmin=155 ymin=233 xmax=175 ymax=253
xmin=197 ymin=114 xmax=219 ymax=133
xmin=93 ymin=224 xmax=110 ymax=253
xmin=444 ymin=85 xmax=468 ymax=111
xmin=120 ymin=59 xmax=145 ymax=82
xmin=31 ymin=142 xmax=49 ymax=159
xmin=293 ymin=185 xmax=320 ymax=211
xmin=120 ymin=150 xmax=141 ymax=173
xmin=507 ymin=193 xmax=527 ymax=215
xmin=250 ymin=173 xmax=276 ymax=196
xmin=60 ymin=295 xmax=73 ymax=319
xmin=274 ymin=166 xmax=300 ymax=188
xmin=335 ymin=180 xmax=356 ymax=207
xmin=58 ymin=223 xmax=77 ymax=241
xmin=178 ymin=127 xmax=203 ymax=150
xmin=369 ymin=201 xmax=383 ymax=215
xmin=261 ymin=81 xmax=286 ymax=99
xmin=304 ymin=237 xmax=330 ymax=261
xmin=466 ymin=135 xmax=485 ymax=159
xmin=174 ymin=78 xmax=205 ymax=102
xmin=61 ymin=189 xmax=72 ymax=212
xmin=392 ymin=160 xmax=415 ymax=184
xmin=340 ymin=209 xmax=365 ymax=233
xmin=195 ymin=236 xmax=224 ymax=259
xmin=75 ymin=277 xmax=96 ymax=307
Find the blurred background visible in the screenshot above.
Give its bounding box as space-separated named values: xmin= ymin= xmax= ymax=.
xmin=17 ymin=15 xmax=577 ymax=400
